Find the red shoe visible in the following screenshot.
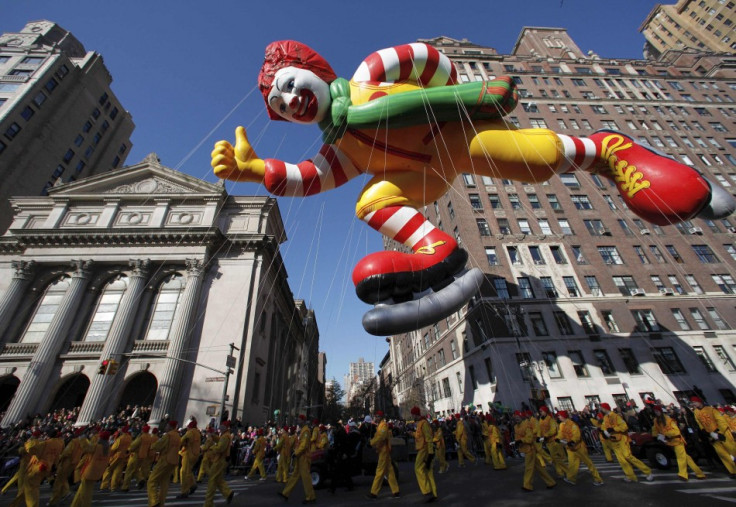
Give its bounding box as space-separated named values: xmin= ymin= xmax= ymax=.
xmin=589 ymin=130 xmax=711 ymax=226
xmin=352 ymin=229 xmax=467 ymax=304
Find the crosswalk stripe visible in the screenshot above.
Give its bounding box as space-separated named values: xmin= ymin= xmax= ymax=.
xmin=678 ymin=486 xmax=736 ymax=494
xmin=706 ymin=495 xmax=736 ymax=504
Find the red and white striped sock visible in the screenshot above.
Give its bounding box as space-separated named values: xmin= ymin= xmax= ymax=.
xmin=555 ymin=134 xmax=599 ymax=174
xmin=362 ymin=205 xmax=451 ymax=253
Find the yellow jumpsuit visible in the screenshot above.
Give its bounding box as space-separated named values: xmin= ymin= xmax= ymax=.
xmin=486 ymin=423 xmax=507 ymax=470
xmin=515 ymin=418 xmax=556 ymax=491
xmin=413 ymin=419 xmax=437 ymax=498
xmin=557 ymin=419 xmax=603 ymax=485
xmin=147 ymin=428 xmax=181 ymax=507
xmin=70 ymin=439 xmax=108 ymax=507
xmin=454 ymin=419 xmax=475 ymax=466
xmin=601 ymin=411 xmax=651 ymax=481
xmin=590 ymin=417 xmax=614 ymax=462
xmin=693 ymin=405 xmax=736 ymax=474
xmin=197 ymin=432 xmax=218 ymax=482
xmin=246 ymin=435 xmax=267 ymax=479
xmin=369 ymin=420 xmax=399 ymax=496
xmin=652 ymin=415 xmax=705 ymax=481
xmin=22 ymin=437 xmax=64 ymax=507
xmin=203 ymin=429 xmax=233 ymax=507
xmin=101 ymin=431 xmax=131 ymax=491
xmin=140 ymin=432 xmax=158 ymax=482
xmin=179 ymin=427 xmax=201 ymax=495
xmin=433 ymin=426 xmax=449 ymax=473
xmin=540 ymin=414 xmax=567 ymax=477
xmin=531 ymin=416 xmax=553 ymax=467
xmin=310 ymin=426 xmax=319 ymax=452
xmin=281 ymin=425 xmax=316 ymax=502
xmin=3 ymin=435 xmax=39 ymax=497
xmin=275 ymin=432 xmax=292 ymax=483
xmin=49 ymin=436 xmax=85 ymax=504
xmin=121 ymin=430 xmax=153 ymax=491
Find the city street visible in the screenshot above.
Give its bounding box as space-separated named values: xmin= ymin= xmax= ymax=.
xmin=3 ymin=453 xmax=736 ymax=506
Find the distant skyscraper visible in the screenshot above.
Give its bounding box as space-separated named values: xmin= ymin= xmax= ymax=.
xmin=0 ymin=20 xmax=134 ymax=232
xmin=350 ymin=357 xmax=375 ymax=384
xmin=640 ymin=0 xmax=736 ymax=59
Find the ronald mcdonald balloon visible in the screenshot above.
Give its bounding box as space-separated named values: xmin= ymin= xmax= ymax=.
xmin=212 ymin=40 xmax=735 ymax=336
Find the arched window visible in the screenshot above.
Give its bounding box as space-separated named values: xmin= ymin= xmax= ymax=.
xmin=144 ymin=274 xmax=183 ymax=341
xmin=84 ymin=277 xmax=128 ymax=341
xmin=21 ymin=277 xmax=70 ymax=343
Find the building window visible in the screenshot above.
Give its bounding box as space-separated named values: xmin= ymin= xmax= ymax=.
xmin=518 ymin=277 xmax=534 ymax=298
xmin=489 ymin=194 xmax=500 ymax=208
xmin=560 ymin=173 xmax=580 ymax=188
xmin=601 ymin=310 xmax=619 ymax=332
xmin=518 ymin=219 xmax=532 ymax=234
xmin=651 ymin=347 xmax=686 ymax=375
xmin=538 ymin=219 xmax=552 ymax=235
xmin=542 ymin=351 xmax=563 ymax=379
xmin=83 ymin=277 xmax=128 ymax=341
xmin=45 ymin=78 xmax=58 ymax=93
xmin=442 ymin=377 xmax=452 ymax=398
xmin=493 ymin=278 xmax=510 ymax=299
xmin=671 ymin=309 xmax=691 ymax=330
xmin=631 ymin=309 xmax=660 ymax=332
xmin=4 ymin=122 xmax=21 ymax=141
xmin=612 ymin=276 xmax=639 ymax=296
xmin=619 ymin=348 xmax=641 ymax=374
xmin=468 ymin=194 xmax=482 ymax=211
xmin=497 ymin=218 xmax=510 ymax=235
xmin=485 ymin=247 xmax=498 ymax=266
xmin=649 ymin=245 xmax=666 ymax=263
xmin=558 ymin=218 xmax=573 ymax=235
xmin=516 ymin=352 xmax=532 ymax=381
xmin=584 ymin=276 xmax=602 ymax=296
xmin=686 ymin=275 xmax=704 ymax=294
xmin=563 ymin=276 xmax=580 ymax=297
xmin=693 ymin=245 xmax=719 ymax=263
xmin=468 ymin=366 xmax=479 ymax=390
xmin=714 ymin=345 xmax=736 ymax=372
xmin=689 ymin=308 xmax=710 ymax=330
xmin=593 ymin=349 xmax=616 ymax=376
xmin=477 ymin=218 xmax=491 ymax=236
xmin=462 ymin=173 xmax=476 ymax=187
xmin=634 ymin=246 xmax=650 ymax=264
xmin=529 ymin=245 xmax=544 ymax=265
xmin=712 ymin=274 xmax=736 ymax=294
xmin=568 ymin=350 xmax=590 ymax=378
xmin=484 ymin=357 xmax=495 ymax=383
xmin=570 ymin=245 xmax=585 ymax=264
xmin=530 ymin=312 xmax=549 ymax=336
xmin=20 ymin=277 xmax=70 ymax=343
xmin=598 ymin=246 xmax=623 ymax=265
xmin=554 ymin=311 xmax=574 ymax=335
xmin=547 ymin=194 xmax=561 ymax=210
xmin=707 ymin=308 xmax=730 ymax=330
xmin=144 ymin=274 xmax=184 ymax=340
xmin=693 ymin=346 xmax=717 ymax=372
xmin=438 ymin=348 xmax=446 ymax=366
xmin=20 ymin=106 xmax=34 ymax=121
xmin=451 ymin=339 xmax=458 ymax=360
xmin=507 ymin=246 xmax=521 ymax=265
xmin=528 ymin=193 xmax=541 ymax=209
xmin=550 ymin=245 xmax=567 ymax=264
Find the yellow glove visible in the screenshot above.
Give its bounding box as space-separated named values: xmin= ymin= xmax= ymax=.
xmin=211 ymin=126 xmax=266 ymax=183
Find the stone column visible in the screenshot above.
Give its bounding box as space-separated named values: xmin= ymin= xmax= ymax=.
xmin=149 ymin=259 xmax=205 ymax=425
xmin=1 ymin=260 xmax=93 ymax=427
xmin=0 ymin=261 xmax=37 ymax=341
xmin=75 ymin=259 xmax=150 ymax=426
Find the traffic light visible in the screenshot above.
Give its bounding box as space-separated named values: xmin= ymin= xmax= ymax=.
xmin=108 ymin=360 xmax=119 ymax=375
xmin=98 ymin=359 xmax=110 ymax=375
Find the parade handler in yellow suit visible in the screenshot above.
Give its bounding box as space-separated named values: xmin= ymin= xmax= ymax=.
xmin=366 ymin=410 xmax=400 ymax=499
xmin=212 ymin=40 xmax=734 ymax=337
xmin=600 ymin=403 xmax=653 ymax=483
xmin=279 ymin=415 xmax=316 ymax=504
xmin=410 ymin=406 xmax=437 ymax=502
xmin=147 ymin=420 xmax=181 ymax=507
xmin=204 ymin=421 xmax=234 ymax=507
xmin=651 ymin=405 xmax=705 ymax=481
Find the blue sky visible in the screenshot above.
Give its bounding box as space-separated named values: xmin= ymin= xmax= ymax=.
xmin=3 ymin=0 xmax=661 ymax=383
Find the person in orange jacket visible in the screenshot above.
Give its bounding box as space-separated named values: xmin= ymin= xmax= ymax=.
xmin=22 ymin=428 xmax=64 ymax=507
xmin=178 ymin=419 xmax=201 ymax=497
xmin=122 ymin=424 xmax=154 ymax=492
xmin=538 ymin=406 xmax=567 ymax=478
xmin=70 ymin=430 xmax=111 ymax=507
xmin=274 ymin=426 xmax=292 ymax=483
xmin=600 ymin=403 xmax=653 ymax=483
xmin=454 ymin=413 xmax=475 ymax=467
xmin=690 ymin=396 xmax=736 ymax=476
xmin=514 ymin=410 xmax=556 ymax=492
xmin=651 ymin=405 xmax=705 ymax=481
xmin=49 ymin=427 xmax=87 ymax=505
xmin=197 ymin=426 xmax=218 ymax=483
xmin=432 ymin=420 xmax=449 ymax=474
xmin=556 ymin=410 xmax=603 ymax=486
xmin=484 ymin=415 xmax=507 ymax=471
xmin=366 ymin=410 xmax=399 ymax=499
xmin=280 ymin=415 xmax=316 ymax=504
xmin=245 ymin=428 xmax=267 ymax=480
xmin=101 ymin=425 xmax=132 ymax=491
xmin=410 ymin=406 xmax=437 ymax=502
xmin=147 ymin=420 xmax=181 ymax=507
xmin=204 ymin=421 xmax=234 ymax=507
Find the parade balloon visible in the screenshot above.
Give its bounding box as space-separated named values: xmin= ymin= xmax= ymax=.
xmin=212 ymin=40 xmax=735 ymax=336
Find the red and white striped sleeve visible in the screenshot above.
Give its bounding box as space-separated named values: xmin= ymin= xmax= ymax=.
xmin=351 ymin=43 xmax=458 ymax=87
xmin=262 ymin=144 xmax=363 ymax=197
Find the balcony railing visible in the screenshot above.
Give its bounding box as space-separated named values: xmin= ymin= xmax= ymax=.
xmin=0 ymin=342 xmax=38 ymax=356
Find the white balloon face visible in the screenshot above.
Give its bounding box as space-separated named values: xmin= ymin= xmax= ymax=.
xmin=267 ymin=67 xmax=331 ymax=124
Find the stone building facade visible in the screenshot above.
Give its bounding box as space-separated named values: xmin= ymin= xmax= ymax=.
xmin=0 ymin=154 xmax=319 ymax=427
xmin=385 ymin=28 xmax=736 ymax=417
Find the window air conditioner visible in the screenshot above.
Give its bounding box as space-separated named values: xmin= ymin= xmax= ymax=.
xmin=630 ymin=288 xmax=646 ymax=296
xmin=688 ymin=226 xmax=703 ymax=235
xmin=659 ymin=288 xmax=675 ymax=296
xmin=639 ymin=228 xmax=650 ymax=235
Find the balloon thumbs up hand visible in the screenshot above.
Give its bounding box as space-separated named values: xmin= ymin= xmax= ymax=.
xmin=211 ymin=126 xmax=265 ymax=182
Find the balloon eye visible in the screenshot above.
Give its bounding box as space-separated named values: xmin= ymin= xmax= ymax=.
xmin=279 ymin=104 xmax=286 ymax=113
xmin=287 ymin=80 xmax=295 ymax=91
